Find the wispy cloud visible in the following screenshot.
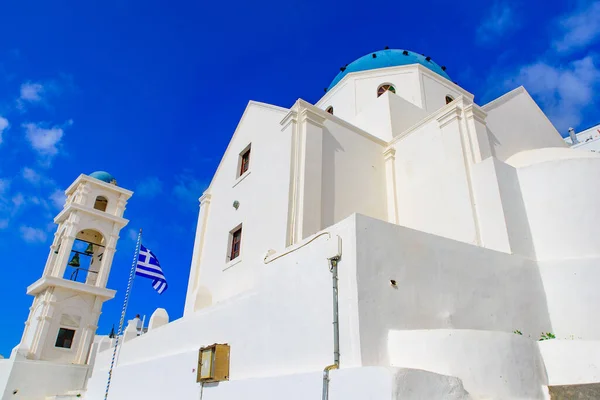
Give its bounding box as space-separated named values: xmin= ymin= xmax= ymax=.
xmin=19 ymin=82 xmax=44 ymax=102
xmin=49 ymin=189 xmax=66 ymax=210
xmin=20 ymin=225 xmax=47 ymax=243
xmin=553 ymin=1 xmax=600 ymax=54
xmin=504 ymin=55 xmax=600 ymax=132
xmin=0 ymin=116 xmax=8 ymax=145
xmin=136 ymin=176 xmax=163 ymax=198
xmin=0 ymin=219 xmax=8 ymax=230
xmin=477 ymin=2 xmax=519 ymax=44
xmin=23 ymin=120 xmax=71 ymax=163
xmin=127 ymin=228 xmax=138 ymax=241
xmin=172 ymin=173 xmax=207 ymax=205
xmin=22 ymin=167 xmax=43 ymax=185
xmin=0 ymin=179 xmax=9 ymax=196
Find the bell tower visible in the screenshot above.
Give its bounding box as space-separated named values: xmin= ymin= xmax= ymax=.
xmin=18 ymin=171 xmax=133 ymax=365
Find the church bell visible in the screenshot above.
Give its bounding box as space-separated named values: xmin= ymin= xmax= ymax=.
xmin=68 ymin=253 xmax=81 ymax=267
xmin=84 ymin=243 xmax=94 ymax=255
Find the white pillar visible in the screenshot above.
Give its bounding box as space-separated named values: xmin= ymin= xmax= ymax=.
xmin=184 ymin=193 xmax=212 ymax=316
xmin=384 ymin=148 xmax=398 ymax=224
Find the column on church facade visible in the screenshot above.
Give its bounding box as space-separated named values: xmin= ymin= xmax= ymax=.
xmin=184 ymin=193 xmax=212 ymax=316
xmin=283 ymin=102 xmax=327 ymax=245
xmin=383 ymin=148 xmax=399 ymax=224
xmin=435 ymin=104 xmax=481 ymax=246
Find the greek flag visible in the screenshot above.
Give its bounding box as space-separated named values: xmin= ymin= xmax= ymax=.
xmin=135 ymin=244 xmax=168 ymax=294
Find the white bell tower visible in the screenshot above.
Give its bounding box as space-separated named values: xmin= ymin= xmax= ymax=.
xmin=18 ymin=171 xmax=132 ymax=365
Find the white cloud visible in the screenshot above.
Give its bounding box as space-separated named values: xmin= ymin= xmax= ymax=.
xmin=136 ymin=176 xmax=163 ymax=198
xmin=504 ymin=55 xmax=600 ymax=132
xmin=12 ymin=193 xmax=25 ymax=208
xmin=173 ymin=174 xmax=207 ymax=205
xmin=554 ymin=1 xmax=600 ymax=53
xmin=50 ymin=189 xmax=66 ymax=210
xmin=20 ymin=225 xmax=48 ymax=243
xmin=0 ymin=219 xmax=8 ymax=230
xmin=0 ymin=116 xmax=8 ymax=145
xmin=22 ymin=167 xmax=43 ymax=185
xmin=0 ymin=179 xmax=9 ymax=195
xmin=20 ymin=82 xmax=44 ymax=102
xmin=23 ymin=122 xmax=65 ymax=158
xmin=477 ymin=2 xmax=519 ymax=44
xmin=127 ymin=228 xmax=138 ymax=241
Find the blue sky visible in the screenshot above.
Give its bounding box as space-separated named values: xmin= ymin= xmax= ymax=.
xmin=0 ymin=0 xmax=599 ymax=356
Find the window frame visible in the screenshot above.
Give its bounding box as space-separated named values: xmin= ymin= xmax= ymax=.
xmin=228 ymin=225 xmax=242 ymax=262
xmin=55 ymin=327 xmax=76 ymax=349
xmin=445 ymin=95 xmax=455 ymax=104
xmin=236 ymin=144 xmax=252 ymax=179
xmin=377 ymin=83 xmax=396 ymax=97
xmin=325 ymin=106 xmax=334 ymax=115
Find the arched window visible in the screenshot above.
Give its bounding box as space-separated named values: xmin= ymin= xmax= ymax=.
xmin=445 ymin=95 xmax=454 ymax=104
xmin=94 ymin=196 xmax=108 ymax=212
xmin=377 ymin=84 xmax=396 ymax=97
xmin=326 ymin=106 xmax=334 ymax=115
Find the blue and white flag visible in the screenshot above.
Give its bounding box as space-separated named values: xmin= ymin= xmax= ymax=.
xmin=135 ymin=244 xmax=168 ymax=294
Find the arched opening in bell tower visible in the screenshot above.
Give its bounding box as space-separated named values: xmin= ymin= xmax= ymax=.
xmin=64 ymin=229 xmax=106 ymax=285
xmin=93 ymin=196 xmax=108 ymax=212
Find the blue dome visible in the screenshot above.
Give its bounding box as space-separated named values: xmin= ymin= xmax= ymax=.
xmin=89 ymin=171 xmax=115 ymax=183
xmin=328 ymin=49 xmax=451 ymax=91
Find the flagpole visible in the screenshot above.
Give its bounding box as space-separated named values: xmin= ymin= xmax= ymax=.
xmin=104 ymin=228 xmax=142 ymax=400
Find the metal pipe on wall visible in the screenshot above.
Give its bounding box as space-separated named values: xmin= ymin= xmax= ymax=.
xmin=322 ymin=256 xmax=340 ymax=400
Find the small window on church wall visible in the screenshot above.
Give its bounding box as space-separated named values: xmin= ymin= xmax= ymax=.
xmin=94 ymin=196 xmax=108 ymax=212
xmin=445 ymin=95 xmax=454 ymax=104
xmin=238 ymin=145 xmax=251 ymax=177
xmin=55 ymin=328 xmax=76 ymax=349
xmin=229 ymin=226 xmax=242 ymax=261
xmin=326 ymin=106 xmax=334 ymax=115
xmin=377 ymin=84 xmax=396 ymax=97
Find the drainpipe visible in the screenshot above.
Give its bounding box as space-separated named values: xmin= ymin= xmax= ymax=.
xmin=322 ymin=256 xmax=340 ymax=400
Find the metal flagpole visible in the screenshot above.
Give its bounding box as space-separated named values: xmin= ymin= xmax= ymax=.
xmin=104 ymin=228 xmax=142 ymax=400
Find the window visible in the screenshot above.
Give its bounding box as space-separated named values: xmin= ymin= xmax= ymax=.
xmin=377 ymin=84 xmax=396 ymax=97
xmin=326 ymin=106 xmax=334 ymax=115
xmin=239 ymin=145 xmax=251 ymax=177
xmin=55 ymin=328 xmax=76 ymax=349
xmin=445 ymin=95 xmax=454 ymax=104
xmin=229 ymin=226 xmax=242 ymax=261
xmin=94 ymin=196 xmax=108 ymax=212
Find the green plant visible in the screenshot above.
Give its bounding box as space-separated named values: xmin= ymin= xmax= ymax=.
xmin=539 ymin=332 xmax=556 ymax=341
xmin=513 ymin=330 xmax=522 ymax=335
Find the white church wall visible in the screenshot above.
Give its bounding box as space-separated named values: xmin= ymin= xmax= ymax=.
xmin=321 ymin=119 xmax=387 ymax=230
xmin=470 ymin=157 xmax=535 ymax=257
xmin=1 ymin=359 xmax=88 ymax=399
xmin=319 ymin=81 xmax=356 ymax=122
xmin=392 ymin=118 xmax=477 ymax=245
xmin=483 ymin=87 xmax=567 ymax=162
xmin=539 ymin=339 xmax=600 ymax=385
xmin=353 ymin=214 xmax=552 ymax=367
xmin=539 ymin=257 xmax=600 ymax=340
xmin=0 ymin=360 xmax=12 ymax=400
xmin=87 ymin=217 xmax=360 ymax=400
xmin=353 ymin=68 xmax=422 ymax=114
xmin=351 ymin=91 xmax=428 ymax=142
xmin=387 ymin=329 xmax=548 ymax=399
xmin=517 ymin=157 xmax=600 ymax=260
xmin=419 ymin=72 xmax=462 ymax=113
xmin=194 ymin=102 xmax=292 ymax=304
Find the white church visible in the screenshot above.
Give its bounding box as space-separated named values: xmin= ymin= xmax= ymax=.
xmin=2 ymin=48 xmax=600 ymax=399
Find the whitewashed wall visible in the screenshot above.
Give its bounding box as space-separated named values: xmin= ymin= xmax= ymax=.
xmin=321 ymin=119 xmax=387 ymax=229
xmin=187 ymin=102 xmax=292 ymax=306
xmin=483 ymin=87 xmax=567 ymax=162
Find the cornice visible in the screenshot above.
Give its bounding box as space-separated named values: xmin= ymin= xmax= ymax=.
xmin=199 ymin=192 xmax=212 ymax=205
xmin=65 ymin=175 xmax=134 ymax=198
xmin=383 ymin=148 xmax=396 ymax=161
xmin=463 ymin=104 xmax=488 ymax=124
xmin=437 ymin=107 xmax=463 ymax=129
xmin=54 ymin=203 xmax=129 ymax=227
